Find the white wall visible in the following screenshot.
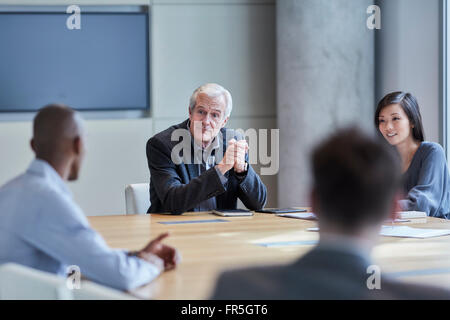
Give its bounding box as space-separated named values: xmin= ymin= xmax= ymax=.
xmin=376 ymin=0 xmax=441 ymax=144
xmin=0 ymin=0 xmax=276 ymax=215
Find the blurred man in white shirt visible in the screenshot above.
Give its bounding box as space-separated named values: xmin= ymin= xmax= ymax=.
xmin=0 ymin=104 xmax=180 ymax=291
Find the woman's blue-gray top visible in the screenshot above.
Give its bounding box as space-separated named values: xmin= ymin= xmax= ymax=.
xmin=399 ymin=141 xmax=450 ymax=219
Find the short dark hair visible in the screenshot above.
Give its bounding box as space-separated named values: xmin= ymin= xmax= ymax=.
xmin=32 ymin=104 xmax=79 ymax=157
xmin=311 ymin=127 xmax=401 ymax=231
xmin=374 ymin=91 xmax=425 ymax=142
xmin=33 ymin=103 xmax=76 ymax=138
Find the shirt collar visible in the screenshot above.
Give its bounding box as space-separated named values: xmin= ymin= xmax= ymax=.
xmin=26 ymin=158 xmax=72 ymax=197
xmin=317 ymin=232 xmax=373 ymax=265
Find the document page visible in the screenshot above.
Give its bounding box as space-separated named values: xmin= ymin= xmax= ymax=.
xmin=397 ymin=211 xmax=427 ymax=219
xmin=307 ymin=226 xmax=450 ymax=238
xmin=277 ymin=212 xmax=317 ymax=220
xmin=380 ymin=226 xmax=450 ymax=238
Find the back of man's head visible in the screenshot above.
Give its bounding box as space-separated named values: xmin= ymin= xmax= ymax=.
xmin=32 ymin=104 xmax=84 ymax=180
xmin=311 ymin=127 xmax=401 ymax=233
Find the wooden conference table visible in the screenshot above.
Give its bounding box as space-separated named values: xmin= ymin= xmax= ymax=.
xmin=88 ymin=211 xmax=450 ymax=299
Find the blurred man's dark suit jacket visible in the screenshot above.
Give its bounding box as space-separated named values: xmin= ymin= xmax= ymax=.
xmin=211 ymin=245 xmax=450 ymax=300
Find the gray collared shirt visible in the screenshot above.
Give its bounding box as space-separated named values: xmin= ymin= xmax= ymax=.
xmin=186 ymin=121 xmax=228 ymax=210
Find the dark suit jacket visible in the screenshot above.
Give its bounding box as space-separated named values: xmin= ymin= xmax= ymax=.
xmin=146 ymin=119 xmax=267 ymax=214
xmin=211 ymin=245 xmax=450 ymax=300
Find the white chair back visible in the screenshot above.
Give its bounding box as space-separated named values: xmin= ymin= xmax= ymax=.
xmin=0 ymin=263 xmax=72 ymax=300
xmin=125 ymin=183 xmax=150 ymax=215
xmin=0 ymin=263 xmax=138 ymax=300
xmin=72 ymin=281 xmax=136 ymax=300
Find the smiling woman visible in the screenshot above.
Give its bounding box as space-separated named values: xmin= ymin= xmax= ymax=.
xmin=374 ymin=92 xmax=450 ymax=219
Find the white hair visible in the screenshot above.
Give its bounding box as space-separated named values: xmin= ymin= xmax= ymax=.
xmin=189 ymin=83 xmax=233 ymax=118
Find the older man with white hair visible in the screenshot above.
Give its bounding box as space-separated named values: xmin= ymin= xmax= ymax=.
xmin=146 ymin=83 xmax=267 ymax=214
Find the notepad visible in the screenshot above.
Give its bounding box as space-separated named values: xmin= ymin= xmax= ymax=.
xmin=256 ymin=208 xmax=307 ymax=214
xmin=255 ymin=240 xmax=318 ymax=248
xmin=384 ymin=218 xmax=411 ymax=223
xmin=251 ymin=230 xmax=319 ymax=247
xmin=158 ymin=219 xmax=229 ymax=225
xmin=380 ymin=226 xmax=450 ymax=238
xmin=396 ymin=211 xmax=427 ymax=219
xmin=212 ymin=209 xmax=253 ymax=217
xmin=277 ymin=212 xmax=317 ymax=220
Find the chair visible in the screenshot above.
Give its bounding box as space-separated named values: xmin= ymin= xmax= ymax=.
xmin=125 ymin=183 xmax=150 ymax=215
xmin=0 ymin=263 xmax=72 ymax=300
xmin=0 ymin=263 xmax=138 ymax=300
xmin=72 ymin=281 xmax=137 ymax=300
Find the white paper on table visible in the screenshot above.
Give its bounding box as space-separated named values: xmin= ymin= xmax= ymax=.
xmin=250 ymin=230 xmax=318 ymax=245
xmin=380 ymin=225 xmax=450 ymax=238
xmin=396 ymin=211 xmax=427 ymax=219
xmin=307 ymin=226 xmax=450 ymax=239
xmin=278 ymin=213 xmax=409 ymax=223
xmin=277 ymin=212 xmax=317 ymax=220
xmin=279 ymin=213 xmax=409 ymax=223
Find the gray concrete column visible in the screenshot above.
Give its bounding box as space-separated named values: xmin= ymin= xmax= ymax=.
xmin=376 ymin=0 xmax=441 ymax=144
xmin=277 ymin=0 xmax=375 ymax=206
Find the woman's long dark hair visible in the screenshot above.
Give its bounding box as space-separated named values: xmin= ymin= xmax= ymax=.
xmin=374 ymin=91 xmax=425 ymax=142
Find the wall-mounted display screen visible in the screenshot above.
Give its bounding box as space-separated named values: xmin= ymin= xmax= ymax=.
xmin=0 ymin=6 xmax=149 ymax=112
